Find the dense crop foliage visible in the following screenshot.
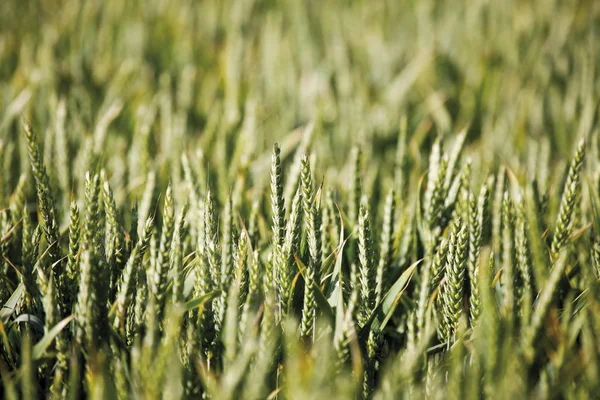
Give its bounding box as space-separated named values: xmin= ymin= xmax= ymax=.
xmin=1 ymin=0 xmax=600 ymax=398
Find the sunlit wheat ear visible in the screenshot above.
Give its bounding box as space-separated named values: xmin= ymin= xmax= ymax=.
xmin=468 ymin=182 xmax=490 ymax=326
xmin=376 ymin=188 xmax=395 ymax=306
xmin=66 ymin=201 xmax=81 ymax=293
xmin=441 ymin=218 xmax=467 ymax=342
xmin=150 ymin=185 xmax=175 ymax=326
xmin=280 ymin=188 xmax=302 ymax=314
xmin=501 ymin=191 xmax=516 ymax=323
xmin=172 ymin=205 xmax=188 ymax=304
xmin=302 ymin=154 xmax=322 ymax=284
xmin=348 ymin=146 xmax=363 ymax=227
xmin=271 ymin=143 xmax=286 ymax=249
xmin=23 ymin=120 xmax=65 ymax=310
xmin=550 ymin=139 xmax=586 ymax=261
xmin=515 ymin=200 xmax=533 ymax=324
xmin=114 ymin=217 xmax=153 ymax=336
xmin=357 ymin=195 xmax=375 ymax=327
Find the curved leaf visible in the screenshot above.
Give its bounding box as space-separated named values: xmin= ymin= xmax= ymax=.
xmin=184 ymin=291 xmax=221 ymax=312
xmin=12 ymin=314 xmax=44 ymax=332
xmin=33 ymin=315 xmax=74 ymax=360
xmin=1 ymin=283 xmax=24 ymax=323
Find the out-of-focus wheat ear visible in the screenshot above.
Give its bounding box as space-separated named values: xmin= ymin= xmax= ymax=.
xmin=430 ymin=238 xmax=450 ymax=298
xmin=456 ymin=158 xmax=472 ymax=220
xmin=75 ymin=250 xmax=92 ymax=349
xmin=363 ymin=327 xmax=381 ymax=399
xmin=221 ymin=194 xmax=234 ymax=289
xmin=172 ymin=206 xmax=188 ymax=304
xmin=320 ymin=191 xmax=332 ymax=261
xmin=247 ymin=198 xmax=260 ymax=247
xmin=376 ymin=188 xmax=396 ymax=306
xmin=324 ymin=188 xmax=339 ymax=249
xmin=357 ymin=195 xmax=374 ymax=327
xmin=424 ymin=137 xmax=442 ymax=218
xmin=501 ymin=191 xmax=516 ymax=325
xmin=302 ymin=154 xmax=323 ymax=286
xmin=444 ymin=131 xmax=467 ymax=189
xmin=21 ymin=334 xmax=37 ymax=400
xmin=78 ymin=172 xmax=106 ymax=349
xmin=348 ymin=146 xmax=363 ymax=228
xmin=42 ymin=274 xmax=59 ymax=337
xmin=9 ymin=173 xmax=27 ymax=225
xmin=260 ymin=253 xmax=277 ymax=353
xmin=480 ymin=249 xmax=498 ymax=398
xmin=416 ymin=238 xmax=444 ymax=338
xmin=152 ymin=184 xmax=176 ymax=322
xmin=283 ymin=125 xmax=314 ymax=209
xmin=426 ymin=155 xmax=448 ymax=242
xmin=203 ymin=190 xmax=222 ymax=355
xmin=101 ymin=170 xmax=121 ymax=298
xmin=348 ymin=261 xmax=359 ymax=321
xmin=468 ymin=182 xmax=489 ymax=326
xmin=238 ymin=245 xmax=255 ymax=343
xmin=23 ymin=120 xmax=65 ymax=309
xmin=66 ymin=201 xmax=81 ymax=297
xmin=515 ymin=200 xmax=533 ymax=325
xmin=492 ymin=166 xmax=506 ymax=260
xmin=138 ymin=170 xmax=156 ymax=236
xmin=115 ymin=217 xmax=154 ymax=336
xmin=54 ymin=98 xmax=70 ymax=197
xmin=550 ymin=139 xmax=586 ymax=261
xmin=19 ymin=211 xmax=40 ymax=314
xmin=593 ymin=239 xmax=600 ymax=279
xmin=45 ymin=268 xmax=68 ymax=398
xmin=133 ymin=264 xmax=148 ymax=341
xmin=233 ymin=229 xmax=248 ymax=305
xmin=522 ymin=252 xmax=569 ymax=362
xmin=51 ymin=333 xmax=69 ymax=399
xmin=0 ymin=212 xmax=10 ymax=300
xmin=394 ymin=115 xmax=408 ymax=202
xmin=223 ymin=270 xmax=242 ymax=370
xmin=0 ymin=141 xmax=5 ymax=206
xmin=204 ymin=189 xmax=219 ymax=292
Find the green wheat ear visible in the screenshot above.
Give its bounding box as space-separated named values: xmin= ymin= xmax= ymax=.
xmin=151 ymin=184 xmax=175 ymax=322
xmin=376 ymin=187 xmax=396 ymax=306
xmin=271 ymin=143 xmax=286 ymax=250
xmin=357 ymin=195 xmax=375 ymax=327
xmin=550 ymin=139 xmax=586 ymax=261
xmin=23 ymin=120 xmax=66 ymax=310
xmin=441 ymin=218 xmax=468 ymax=342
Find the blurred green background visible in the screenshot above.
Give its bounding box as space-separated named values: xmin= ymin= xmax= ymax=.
xmin=0 ymin=0 xmax=598 ymax=224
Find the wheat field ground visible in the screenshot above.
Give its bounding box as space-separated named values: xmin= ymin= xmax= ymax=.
xmin=1 ymin=0 xmax=600 ymax=399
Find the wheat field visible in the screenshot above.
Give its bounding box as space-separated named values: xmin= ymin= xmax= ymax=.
xmin=1 ymin=0 xmax=600 ymax=398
